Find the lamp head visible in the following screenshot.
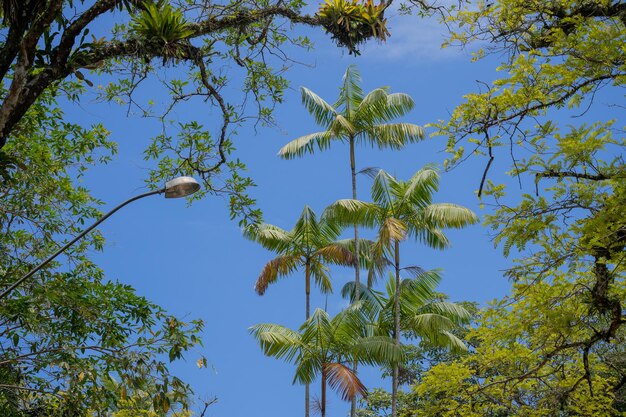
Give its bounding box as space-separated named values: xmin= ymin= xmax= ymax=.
xmin=164 ymin=176 xmax=201 ymax=198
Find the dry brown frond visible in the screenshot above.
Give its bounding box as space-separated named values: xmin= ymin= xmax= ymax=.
xmin=315 ymin=244 xmax=356 ymax=266
xmin=324 ymin=362 xmax=368 ymax=401
xmin=255 ymin=255 xmax=300 ymax=295
xmin=378 ymin=217 xmax=407 ymax=247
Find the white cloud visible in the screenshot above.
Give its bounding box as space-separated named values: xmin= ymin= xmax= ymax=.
xmin=359 ymin=11 xmax=465 ymax=62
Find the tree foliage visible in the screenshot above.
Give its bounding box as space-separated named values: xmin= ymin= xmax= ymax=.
xmin=414 ymin=273 xmax=626 ymax=416
xmin=0 ymin=80 xmax=204 ymax=416
xmin=397 ymin=0 xmax=626 ymax=413
xmin=0 ymin=0 xmax=326 ymax=224
xmin=0 ymin=0 xmax=404 ymax=224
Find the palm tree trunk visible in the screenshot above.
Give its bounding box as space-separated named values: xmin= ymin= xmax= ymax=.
xmin=349 ymin=136 xmax=360 ymax=417
xmin=305 ymin=261 xmax=311 ymax=320
xmin=321 ymin=366 xmax=327 ymax=417
xmin=349 ymin=136 xmax=361 ymax=296
xmin=392 ymin=239 xmax=401 ymax=417
xmin=305 ymin=261 xmax=311 ymax=417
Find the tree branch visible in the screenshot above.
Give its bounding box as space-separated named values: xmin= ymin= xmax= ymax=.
xmin=53 ymin=0 xmax=119 ymax=66
xmin=536 ymin=169 xmax=613 ymax=182
xmin=0 ymin=5 xmax=321 ymax=148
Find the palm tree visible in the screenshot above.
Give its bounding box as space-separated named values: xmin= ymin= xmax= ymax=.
xmin=324 ymin=167 xmax=479 ymax=417
xmin=249 ymin=306 xmax=402 ymax=417
xmin=342 ymin=270 xmax=471 ymax=379
xmin=279 ymin=65 xmax=424 ymax=299
xmin=244 ymin=205 xmax=354 ymax=417
xmin=279 ymin=66 xmax=424 ymax=417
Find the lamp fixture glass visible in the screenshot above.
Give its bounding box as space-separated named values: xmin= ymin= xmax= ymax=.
xmin=164 ymin=176 xmax=201 ymax=198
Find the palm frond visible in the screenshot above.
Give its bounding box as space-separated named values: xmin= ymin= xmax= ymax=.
xmin=301 ymin=308 xmax=333 ymax=347
xmin=249 ymin=323 xmax=302 ymax=361
xmin=293 ymin=205 xmax=322 ymax=249
xmin=293 ymin=355 xmax=322 ymax=385
xmin=423 ymin=203 xmax=479 ymax=229
xmin=301 ymin=86 xmax=338 ymax=127
xmin=341 ymin=281 xmax=384 ymax=309
xmin=336 ymin=65 xmax=364 ymax=116
xmin=243 ymin=223 xmax=292 ymax=253
xmin=420 ymin=301 xmax=472 ymax=325
xmin=406 ymin=313 xmax=457 ymax=336
xmin=401 ymin=265 xmax=426 ymax=278
xmin=356 ymin=87 xmax=389 ymax=116
xmin=363 ymin=244 xmax=392 ymax=287
xmin=383 ymin=272 xmax=433 ymax=310
xmin=356 ymin=89 xmax=417 ymax=124
xmin=278 ymin=130 xmax=335 ymax=159
xmin=322 ymin=199 xmax=379 ymax=228
xmin=358 ymin=166 xmax=380 ymax=179
xmin=315 ymin=244 xmax=356 ymax=267
xmin=399 ymin=291 xmax=438 ymax=318
xmin=255 ymin=254 xmax=301 ymax=295
xmin=421 ymin=330 xmax=468 ymax=354
xmin=378 ymin=217 xmax=407 ymax=248
xmin=310 ymin=261 xmax=333 ymax=294
xmin=311 ymin=396 xmax=323 ymax=415
xmin=370 ymin=169 xmax=397 ymax=208
xmin=324 ymin=363 xmax=367 ymax=401
xmin=409 ymin=225 xmax=450 ymax=250
xmin=363 ymin=123 xmax=424 ymax=150
xmin=401 ymin=269 xmax=441 ymax=297
xmin=332 ymin=307 xmax=368 ymax=344
xmin=331 ymin=114 xmax=356 ymax=136
xmin=382 ymin=92 xmax=416 ymax=120
xmin=333 ymin=237 xmax=390 ymax=284
xmin=334 ymin=238 xmax=379 ymax=264
xmin=402 ymin=167 xmax=439 ymax=208
xmin=352 ymin=336 xmax=404 ymax=366
xmin=319 ymin=217 xmax=345 ymax=242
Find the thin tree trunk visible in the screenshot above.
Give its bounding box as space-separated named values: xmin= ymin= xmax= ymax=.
xmin=305 ymin=261 xmax=311 ymax=319
xmin=305 ymin=261 xmax=311 ymax=417
xmin=349 ymin=136 xmax=360 ymax=417
xmin=321 ymin=366 xmax=327 ymax=417
xmin=392 ymin=239 xmax=401 ymax=417
xmin=349 ymin=136 xmax=361 ymax=297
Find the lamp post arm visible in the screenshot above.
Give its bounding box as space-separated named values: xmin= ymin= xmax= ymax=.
xmin=0 ymin=188 xmax=165 ymax=301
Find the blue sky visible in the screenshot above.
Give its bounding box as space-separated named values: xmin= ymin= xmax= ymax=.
xmin=71 ymin=10 xmax=520 ymax=416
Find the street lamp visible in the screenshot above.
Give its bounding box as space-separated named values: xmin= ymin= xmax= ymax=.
xmin=0 ymin=176 xmax=200 ymax=300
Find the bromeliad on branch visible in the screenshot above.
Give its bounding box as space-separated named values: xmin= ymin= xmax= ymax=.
xmin=317 ymin=0 xmax=390 ymax=54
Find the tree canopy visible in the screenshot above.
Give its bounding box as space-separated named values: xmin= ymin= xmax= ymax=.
xmin=394 ymin=0 xmax=626 ymax=413
xmin=0 ymin=78 xmax=205 ymax=415
xmin=3 ymin=0 xmax=625 ymax=414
